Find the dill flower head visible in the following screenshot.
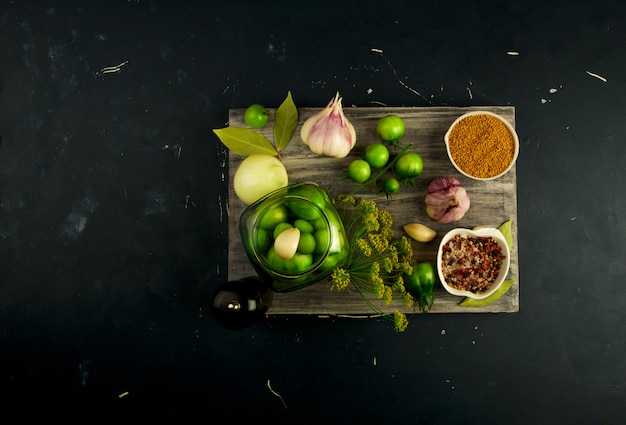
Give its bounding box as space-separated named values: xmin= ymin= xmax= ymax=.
xmin=330 ymin=267 xmax=351 ymax=291
xmin=393 ymin=310 xmax=409 ymax=332
xmin=356 ymin=238 xmax=372 ymax=257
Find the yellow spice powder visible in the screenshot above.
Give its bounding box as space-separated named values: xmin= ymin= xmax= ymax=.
xmin=448 ymin=114 xmax=515 ymax=178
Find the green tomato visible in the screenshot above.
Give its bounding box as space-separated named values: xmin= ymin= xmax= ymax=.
xmin=258 ymin=203 xmax=288 ymax=230
xmin=319 ymin=253 xmax=342 ymax=272
xmin=404 ymin=261 xmax=437 ymax=312
xmin=287 ymin=198 xmax=322 ymax=221
xmin=297 ymin=232 xmax=316 ymax=255
xmin=264 ymin=246 xmax=285 ymax=271
xmin=363 ymin=143 xmax=390 ymax=168
xmin=376 ymin=114 xmax=405 ymax=146
xmin=255 ymin=228 xmax=271 ymax=253
xmin=381 ymin=177 xmax=400 ymax=196
xmin=347 ymin=159 xmax=371 ymax=183
xmin=244 ymin=104 xmax=269 ymax=128
xmin=272 ymin=222 xmax=293 ymax=239
xmin=286 ymin=185 xmax=326 ymax=220
xmin=293 ymin=218 xmax=314 ymax=233
xmin=394 ymin=152 xmax=423 ymax=183
xmin=282 ymin=253 xmax=313 ymax=274
xmin=286 ymin=185 xmax=326 ymax=209
xmin=311 ymin=216 xmax=328 ymax=231
xmin=314 ymin=228 xmax=331 ymax=255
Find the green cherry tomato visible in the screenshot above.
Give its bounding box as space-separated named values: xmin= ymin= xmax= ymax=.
xmin=272 ymin=222 xmax=293 ymax=239
xmin=381 ymin=177 xmax=400 ymax=196
xmin=347 ymin=159 xmax=371 ymax=183
xmin=244 ymin=104 xmax=270 ymax=128
xmin=319 ymin=253 xmax=342 ymax=272
xmin=256 ymin=228 xmax=271 ymax=253
xmin=282 ymin=253 xmax=313 ymax=274
xmin=297 ymin=232 xmax=317 ymax=255
xmin=264 ymin=246 xmax=285 ymax=271
xmin=314 ymin=228 xmax=331 ymax=255
xmin=258 ymin=203 xmax=288 ymax=230
xmin=394 ymin=152 xmax=423 ymax=183
xmin=293 ymin=218 xmax=314 ymax=234
xmin=287 ymin=198 xmax=322 ymax=221
xmin=286 ymin=185 xmax=326 ymax=220
xmin=404 ymin=261 xmax=437 ymax=312
xmin=376 ymin=114 xmax=405 ymax=146
xmin=363 ymin=143 xmax=390 ymax=168
xmin=286 ymin=185 xmax=326 ymax=210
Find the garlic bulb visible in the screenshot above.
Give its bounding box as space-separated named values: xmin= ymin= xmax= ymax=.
xmin=425 ymin=177 xmax=470 ymax=223
xmin=300 ymin=92 xmax=356 ymax=158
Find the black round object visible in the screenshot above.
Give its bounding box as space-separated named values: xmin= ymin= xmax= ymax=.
xmin=211 ymin=277 xmax=273 ymax=330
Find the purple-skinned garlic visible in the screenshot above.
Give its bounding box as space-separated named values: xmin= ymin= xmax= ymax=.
xmin=425 ymin=177 xmax=470 ymax=223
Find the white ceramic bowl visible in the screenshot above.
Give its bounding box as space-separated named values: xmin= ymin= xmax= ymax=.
xmin=444 ymin=111 xmax=519 ymax=180
xmin=437 ymin=227 xmax=511 ymax=299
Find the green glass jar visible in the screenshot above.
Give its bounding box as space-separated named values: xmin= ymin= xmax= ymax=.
xmin=239 ymin=182 xmax=349 ymax=292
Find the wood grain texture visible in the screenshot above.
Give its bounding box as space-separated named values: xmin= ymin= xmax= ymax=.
xmin=227 ymin=106 xmax=519 ymax=315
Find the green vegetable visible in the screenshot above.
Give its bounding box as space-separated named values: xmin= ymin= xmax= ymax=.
xmin=394 ymin=152 xmax=423 ymax=184
xmin=376 ymin=114 xmax=405 ymax=148
xmin=347 ymin=159 xmax=371 ymax=183
xmin=286 ymin=184 xmax=326 ymax=220
xmin=403 ymin=261 xmax=436 ymax=313
xmin=381 ymin=177 xmax=400 ymax=197
xmin=297 ymin=233 xmax=317 ymax=255
xmin=363 ymin=143 xmax=390 ymax=168
xmin=244 ymin=104 xmax=269 ymax=128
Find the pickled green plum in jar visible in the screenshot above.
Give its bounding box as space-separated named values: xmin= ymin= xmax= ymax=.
xmin=239 ymin=182 xmax=349 ymax=292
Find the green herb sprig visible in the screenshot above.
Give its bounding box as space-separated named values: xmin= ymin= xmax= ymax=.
xmin=329 ymin=194 xmax=415 ymax=332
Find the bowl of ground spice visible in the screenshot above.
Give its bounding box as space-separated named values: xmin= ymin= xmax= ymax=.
xmin=437 ymin=227 xmax=511 ymax=299
xmin=444 ymin=111 xmax=519 ymax=180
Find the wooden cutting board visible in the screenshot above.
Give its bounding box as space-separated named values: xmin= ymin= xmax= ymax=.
xmin=227 ymin=106 xmax=519 ymax=315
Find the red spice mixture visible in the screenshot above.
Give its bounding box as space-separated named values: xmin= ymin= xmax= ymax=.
xmin=441 ymin=235 xmax=506 ymax=294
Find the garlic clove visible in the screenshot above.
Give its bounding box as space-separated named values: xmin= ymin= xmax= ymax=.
xmin=300 ymin=92 xmax=356 ymax=158
xmin=273 ymin=227 xmax=301 ymax=260
xmin=403 ymin=223 xmax=437 ymax=242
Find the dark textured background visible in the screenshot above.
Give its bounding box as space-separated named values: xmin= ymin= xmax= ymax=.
xmin=1 ymin=0 xmax=624 ymax=422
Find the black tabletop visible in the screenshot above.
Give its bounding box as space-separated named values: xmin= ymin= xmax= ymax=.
xmin=1 ymin=0 xmax=624 ymax=423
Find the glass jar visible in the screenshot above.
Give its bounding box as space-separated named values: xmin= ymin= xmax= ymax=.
xmin=239 ymin=182 xmax=349 ymax=292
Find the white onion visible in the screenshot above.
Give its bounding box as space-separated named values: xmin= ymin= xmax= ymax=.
xmin=233 ymin=154 xmax=289 ymax=204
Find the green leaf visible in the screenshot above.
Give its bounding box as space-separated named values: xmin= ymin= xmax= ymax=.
xmin=273 ymin=91 xmax=298 ymax=152
xmin=213 ymin=127 xmax=278 ymax=157
xmin=498 ymin=219 xmax=513 ymax=249
xmin=459 ymin=279 xmax=515 ymax=307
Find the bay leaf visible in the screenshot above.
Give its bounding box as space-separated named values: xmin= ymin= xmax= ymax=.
xmin=213 ymin=127 xmax=277 ymax=157
xmin=274 ymin=91 xmax=298 ymax=152
xmin=459 ymin=279 xmax=515 ymax=307
xmin=498 ymin=218 xmax=513 ymax=249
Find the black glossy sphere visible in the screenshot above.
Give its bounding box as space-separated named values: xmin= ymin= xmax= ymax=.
xmin=211 ymin=277 xmax=273 ymax=330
